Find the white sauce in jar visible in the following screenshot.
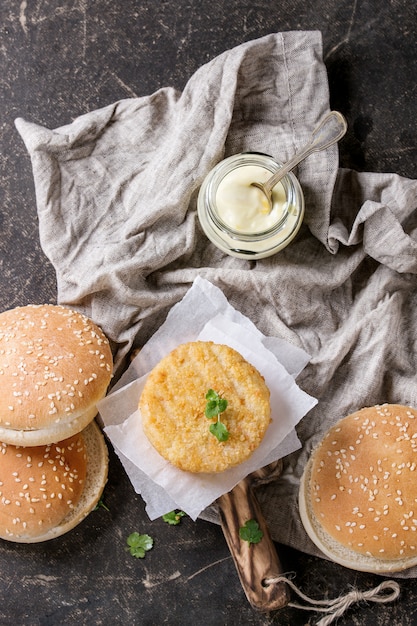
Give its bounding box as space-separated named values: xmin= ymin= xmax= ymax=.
xmin=197 ymin=152 xmax=305 ymax=259
xmin=215 ymin=165 xmax=287 ymax=233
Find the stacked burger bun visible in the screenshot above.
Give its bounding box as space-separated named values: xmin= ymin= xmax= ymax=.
xmin=0 ymin=304 xmax=112 ymax=542
xmin=299 ymin=404 xmax=417 ymax=573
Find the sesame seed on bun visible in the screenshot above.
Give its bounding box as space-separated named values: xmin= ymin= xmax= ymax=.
xmin=0 ymin=304 xmax=113 ymax=446
xmin=0 ymin=420 xmax=108 ymax=543
xmin=299 ymin=404 xmax=417 ymax=573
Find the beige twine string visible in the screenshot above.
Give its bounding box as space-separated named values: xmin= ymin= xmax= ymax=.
xmin=265 ymin=574 xmax=400 ymax=626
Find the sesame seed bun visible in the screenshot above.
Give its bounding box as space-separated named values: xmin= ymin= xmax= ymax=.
xmin=0 ymin=420 xmax=108 ymax=543
xmin=299 ymin=404 xmax=417 ymax=573
xmin=0 ymin=304 xmax=113 ymax=446
xmin=139 ymin=341 xmax=271 ymax=473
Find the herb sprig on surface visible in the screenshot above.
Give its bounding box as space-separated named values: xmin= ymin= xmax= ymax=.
xmin=94 ymin=498 xmax=109 ymax=512
xmin=126 ymin=532 xmax=154 ymax=558
xmin=162 ymin=510 xmax=186 ymax=525
xmin=239 ymin=519 xmax=264 ymax=545
xmin=205 ymin=389 xmax=229 ymax=442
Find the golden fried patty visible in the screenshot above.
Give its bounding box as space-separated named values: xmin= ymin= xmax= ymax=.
xmin=139 ymin=341 xmax=271 ymax=473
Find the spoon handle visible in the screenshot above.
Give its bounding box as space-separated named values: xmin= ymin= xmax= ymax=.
xmin=264 ymin=110 xmax=347 ymax=193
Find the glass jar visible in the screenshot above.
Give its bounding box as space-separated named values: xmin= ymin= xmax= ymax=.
xmin=197 ymin=152 xmax=305 ymax=259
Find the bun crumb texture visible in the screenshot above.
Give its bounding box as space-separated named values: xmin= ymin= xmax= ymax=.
xmin=301 ymin=404 xmax=417 ymax=572
xmin=140 ymin=341 xmax=271 ymax=473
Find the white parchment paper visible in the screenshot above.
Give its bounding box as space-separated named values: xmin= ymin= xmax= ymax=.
xmin=98 ymin=277 xmax=317 ymax=519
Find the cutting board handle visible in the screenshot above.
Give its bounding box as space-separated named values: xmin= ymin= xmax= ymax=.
xmin=217 ymin=475 xmax=290 ymax=611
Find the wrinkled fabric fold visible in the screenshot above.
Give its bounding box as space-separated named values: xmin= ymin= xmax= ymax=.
xmin=15 ymin=30 xmax=417 ymax=576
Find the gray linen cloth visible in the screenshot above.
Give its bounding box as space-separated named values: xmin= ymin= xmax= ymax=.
xmin=15 ymin=31 xmax=417 ymax=575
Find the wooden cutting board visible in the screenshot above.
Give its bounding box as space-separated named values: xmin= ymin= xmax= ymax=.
xmin=217 ymin=460 xmax=290 ymax=611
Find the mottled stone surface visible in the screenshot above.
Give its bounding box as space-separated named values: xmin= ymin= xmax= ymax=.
xmin=1 ymin=1 xmax=416 ymax=624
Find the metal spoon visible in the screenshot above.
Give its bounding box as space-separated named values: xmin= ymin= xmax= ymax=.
xmin=251 ymin=110 xmax=347 ymax=211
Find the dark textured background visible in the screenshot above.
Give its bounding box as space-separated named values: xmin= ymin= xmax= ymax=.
xmin=1 ymin=1 xmax=416 ymax=624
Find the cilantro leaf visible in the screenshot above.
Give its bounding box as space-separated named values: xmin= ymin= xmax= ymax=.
xmin=205 ymin=389 xmax=229 ymax=441
xmin=239 ymin=519 xmax=264 ymax=545
xmin=209 ymin=421 xmax=229 ymax=442
xmin=205 ymin=399 xmax=221 ymax=419
xmin=162 ymin=510 xmax=186 ymax=525
xmin=126 ymin=532 xmax=154 ymax=558
xmin=94 ymin=498 xmax=109 ymax=512
xmin=205 ymin=389 xmax=228 ymax=417
xmin=205 ymin=389 xmax=218 ymax=401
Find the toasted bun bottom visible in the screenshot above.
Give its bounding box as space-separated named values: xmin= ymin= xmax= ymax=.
xmin=0 ymin=404 xmax=100 ymax=447
xmin=299 ymin=404 xmax=417 ymax=573
xmin=0 ymin=420 xmax=108 ymax=543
